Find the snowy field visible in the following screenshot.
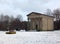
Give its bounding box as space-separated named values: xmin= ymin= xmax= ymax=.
xmin=0 ymin=31 xmax=60 ymax=44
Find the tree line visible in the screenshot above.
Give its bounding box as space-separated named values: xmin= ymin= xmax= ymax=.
xmin=0 ymin=14 xmax=28 ymax=31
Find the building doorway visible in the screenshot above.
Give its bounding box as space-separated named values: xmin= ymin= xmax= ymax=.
xmin=36 ymin=24 xmax=38 ymax=30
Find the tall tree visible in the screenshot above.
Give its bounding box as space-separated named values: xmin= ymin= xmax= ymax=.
xmin=16 ymin=15 xmax=23 ymax=21
xmin=9 ymin=15 xmax=23 ymax=31
xmin=53 ymin=8 xmax=60 ymax=30
xmin=46 ymin=9 xmax=52 ymax=16
xmin=53 ymin=9 xmax=60 ymax=21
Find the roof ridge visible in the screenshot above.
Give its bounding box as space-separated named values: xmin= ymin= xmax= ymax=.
xmin=27 ymin=12 xmax=54 ymax=18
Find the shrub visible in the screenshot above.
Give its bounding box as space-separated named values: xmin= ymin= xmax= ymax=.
xmin=36 ymin=29 xmax=40 ymax=31
xmin=6 ymin=31 xmax=16 ymax=34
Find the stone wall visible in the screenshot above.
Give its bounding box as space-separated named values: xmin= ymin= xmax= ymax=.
xmin=27 ymin=13 xmax=54 ymax=31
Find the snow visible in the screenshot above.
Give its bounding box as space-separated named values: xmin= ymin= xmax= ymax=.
xmin=20 ymin=30 xmax=26 ymax=32
xmin=0 ymin=31 xmax=60 ymax=44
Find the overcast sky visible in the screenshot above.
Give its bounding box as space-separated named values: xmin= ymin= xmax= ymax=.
xmin=0 ymin=0 xmax=60 ymax=21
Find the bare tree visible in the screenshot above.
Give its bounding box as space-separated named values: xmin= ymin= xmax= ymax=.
xmin=46 ymin=9 xmax=52 ymax=16
xmin=53 ymin=8 xmax=60 ymax=30
xmin=0 ymin=14 xmax=10 ymax=31
xmin=53 ymin=9 xmax=60 ymax=21
xmin=0 ymin=14 xmax=4 ymax=22
xmin=9 ymin=15 xmax=23 ymax=31
xmin=10 ymin=15 xmax=15 ymax=22
xmin=16 ymin=15 xmax=23 ymax=21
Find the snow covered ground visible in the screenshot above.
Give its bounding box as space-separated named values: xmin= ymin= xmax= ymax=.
xmin=0 ymin=31 xmax=60 ymax=44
